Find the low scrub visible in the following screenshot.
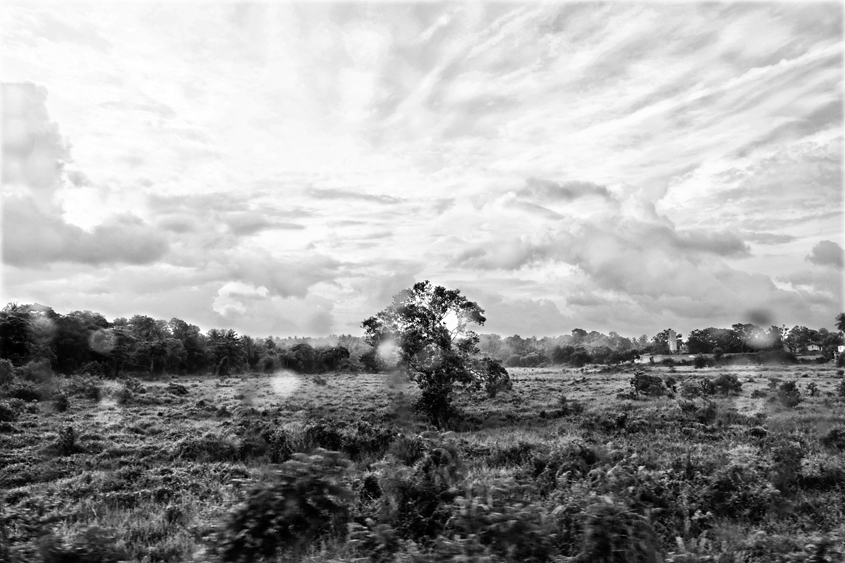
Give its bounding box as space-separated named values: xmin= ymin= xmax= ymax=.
xmin=216 ymin=450 xmax=353 ymax=562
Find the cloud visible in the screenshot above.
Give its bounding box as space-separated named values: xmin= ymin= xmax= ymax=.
xmin=306 ymin=187 xmax=403 ymax=205
xmin=805 ymin=240 xmax=844 ymax=269
xmin=222 ymin=212 xmax=305 ymax=236
xmin=3 ymin=197 xmax=168 ymax=266
xmin=1 ymin=5 xmax=841 ymax=337
xmin=2 ymin=82 xmax=169 ymax=267
xmin=672 ymin=228 xmax=750 ymax=257
xmin=212 ymin=281 xmax=335 ymax=335
xmin=479 ymin=294 xmax=574 ymax=336
xmin=2 ymin=82 xmax=69 ymax=194
xmin=739 ymin=231 xmax=797 ymax=245
xmin=225 ymin=251 xmax=343 ymax=299
xmin=519 ymin=178 xmax=612 ymax=202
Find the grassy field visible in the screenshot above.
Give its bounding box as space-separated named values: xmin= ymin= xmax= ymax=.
xmin=2 ymin=362 xmax=845 ymax=562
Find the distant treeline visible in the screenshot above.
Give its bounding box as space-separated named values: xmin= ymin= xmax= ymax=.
xmin=0 ymin=302 xmax=842 ymax=376
xmin=478 ymin=323 xmax=844 ymax=368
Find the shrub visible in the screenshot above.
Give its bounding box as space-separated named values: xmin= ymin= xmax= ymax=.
xmin=679 ymin=378 xmax=716 ymax=399
xmin=376 ymin=435 xmax=464 ymax=542
xmin=629 ymin=372 xmax=665 ymax=398
xmin=693 ymin=355 xmax=708 ymax=369
xmin=55 ymin=426 xmax=81 ymax=456
xmin=16 ymin=359 xmax=53 ymax=384
xmin=712 ymin=373 xmax=742 ymax=396
xmin=0 ymin=401 xmax=18 ymax=422
xmin=115 ymin=387 xmax=132 ymax=406
xmin=575 ymin=499 xmax=662 ymax=563
xmin=777 ymin=381 xmax=802 ymax=408
xmin=38 ymin=526 xmax=127 ymax=563
xmin=304 ymin=419 xmax=345 ymax=452
xmin=4 ymin=381 xmax=47 ymax=402
xmin=770 ymin=440 xmax=804 ymax=493
xmin=259 ymin=355 xmax=276 ymax=373
xmin=820 ymin=427 xmax=845 ymax=451
xmin=167 ymin=382 xmax=189 ymax=396
xmin=67 ymin=376 xmax=102 ymax=401
xmin=449 ymin=479 xmax=561 ymax=562
xmin=558 ymin=394 xmax=585 ymax=416
xmin=53 ymin=393 xmax=69 ymax=412
xmin=679 ymin=380 xmax=701 ymax=399
xmin=388 ymin=434 xmax=427 ymax=466
xmin=175 ymin=432 xmax=239 ymax=462
xmin=530 ymin=441 xmax=603 ymax=494
xmin=0 ymin=359 xmax=14 ymax=386
xmin=487 ymin=441 xmax=535 ymax=467
xmin=217 ymin=450 xmax=353 ymax=563
xmin=706 ymin=460 xmax=781 ymax=521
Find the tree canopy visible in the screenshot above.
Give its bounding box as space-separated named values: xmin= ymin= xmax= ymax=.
xmin=362 ymin=281 xmax=511 ymax=427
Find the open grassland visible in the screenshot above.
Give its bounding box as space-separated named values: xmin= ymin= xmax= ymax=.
xmin=2 ymin=363 xmax=845 ymax=562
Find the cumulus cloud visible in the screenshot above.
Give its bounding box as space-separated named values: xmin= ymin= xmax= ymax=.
xmin=806 ymin=240 xmax=844 ymax=268
xmin=2 ymin=82 xmax=69 ymax=194
xmin=212 ymin=281 xmax=335 ymax=335
xmin=224 ymin=251 xmax=343 ymax=299
xmin=2 ymin=82 xmax=169 ymax=267
xmin=3 ymin=197 xmax=169 ymax=266
xmin=479 ymin=295 xmax=574 ymax=336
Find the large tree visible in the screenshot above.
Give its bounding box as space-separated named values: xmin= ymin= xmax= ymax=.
xmin=362 ymin=281 xmax=511 ymax=427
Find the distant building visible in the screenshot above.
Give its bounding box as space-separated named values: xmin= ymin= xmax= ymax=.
xmin=668 ymin=329 xmax=677 ymax=354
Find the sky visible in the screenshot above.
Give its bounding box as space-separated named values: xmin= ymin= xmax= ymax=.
xmin=1 ymin=1 xmax=843 ymax=339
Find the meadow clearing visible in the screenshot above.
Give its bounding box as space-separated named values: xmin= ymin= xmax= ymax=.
xmin=2 ymin=361 xmax=845 ymax=562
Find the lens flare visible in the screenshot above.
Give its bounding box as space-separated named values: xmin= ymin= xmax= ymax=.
xmin=269 ymin=370 xmax=301 ymax=398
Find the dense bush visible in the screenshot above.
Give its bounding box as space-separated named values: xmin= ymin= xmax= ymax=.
xmin=770 ymin=440 xmax=804 ymax=493
xmin=0 ymin=401 xmax=18 ymax=422
xmin=706 ymin=460 xmax=782 ymax=521
xmin=449 ymin=479 xmax=561 ymax=562
xmin=374 ymin=434 xmax=464 ymax=542
xmin=576 ymin=499 xmax=663 ymax=563
xmin=53 ymin=393 xmax=69 ymax=412
xmin=66 ymin=376 xmax=102 ymax=401
xmin=820 ymin=427 xmax=845 ymax=451
xmin=629 ymin=372 xmax=665 ymax=398
xmin=217 ymin=450 xmax=353 ymax=562
xmin=712 ymin=373 xmax=742 ymax=396
xmin=0 ymin=359 xmax=14 ymax=386
xmin=55 ymin=426 xmax=82 ymax=456
xmin=3 ymin=381 xmax=48 ymax=402
xmin=777 ymin=381 xmax=802 ymax=408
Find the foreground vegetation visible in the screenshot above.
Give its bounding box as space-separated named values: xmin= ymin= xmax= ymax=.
xmin=2 ymin=361 xmax=845 ymax=562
